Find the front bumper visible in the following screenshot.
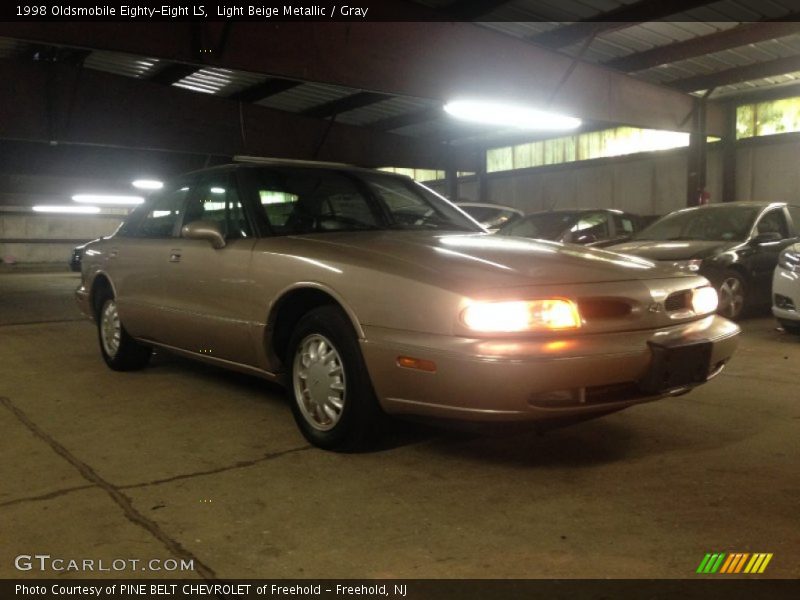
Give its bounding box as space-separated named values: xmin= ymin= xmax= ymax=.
xmin=772 ymin=266 xmax=800 ymax=324
xmin=361 ymin=315 xmax=740 ymax=422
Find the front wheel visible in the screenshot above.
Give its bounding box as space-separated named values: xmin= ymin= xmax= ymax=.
xmin=717 ymin=270 xmax=747 ymax=320
xmin=779 ymin=319 xmax=800 ymax=335
xmin=97 ymin=294 xmax=151 ymax=371
xmin=287 ymin=306 xmax=382 ymax=451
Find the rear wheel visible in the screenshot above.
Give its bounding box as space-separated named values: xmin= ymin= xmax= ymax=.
xmin=717 ymin=270 xmax=747 ymax=320
xmin=96 ymin=292 xmax=151 ymax=371
xmin=287 ymin=306 xmax=382 ymax=451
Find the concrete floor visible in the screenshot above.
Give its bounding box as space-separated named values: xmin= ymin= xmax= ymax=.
xmin=1 ymin=269 xmax=798 ymax=580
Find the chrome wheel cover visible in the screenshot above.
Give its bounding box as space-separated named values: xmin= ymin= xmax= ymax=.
xmin=293 ymin=334 xmax=346 ymax=431
xmin=718 ymin=277 xmax=744 ymax=319
xmin=100 ymin=299 xmax=122 ymax=358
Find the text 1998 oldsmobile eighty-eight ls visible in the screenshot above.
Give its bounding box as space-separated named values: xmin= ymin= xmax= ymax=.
xmin=76 ymin=161 xmax=740 ymax=450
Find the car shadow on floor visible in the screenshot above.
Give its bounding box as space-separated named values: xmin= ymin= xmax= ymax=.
xmin=143 ymin=344 xmax=767 ymax=467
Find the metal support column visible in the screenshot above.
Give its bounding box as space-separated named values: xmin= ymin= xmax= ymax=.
xmin=477 ymin=147 xmax=489 ymax=204
xmin=686 ymin=96 xmax=709 ymax=207
xmin=721 ymin=102 xmax=737 ymax=203
xmin=445 ymin=168 xmax=459 ymax=202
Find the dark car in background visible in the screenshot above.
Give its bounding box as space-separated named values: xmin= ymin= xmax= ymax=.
xmin=69 ymin=241 xmax=90 ymax=272
xmin=69 ymin=238 xmax=105 ymax=272
xmin=608 ymin=202 xmax=800 ymax=320
xmin=497 ymin=208 xmax=641 ymax=248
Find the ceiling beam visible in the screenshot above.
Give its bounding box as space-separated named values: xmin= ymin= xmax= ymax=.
xmin=0 ymin=58 xmax=477 ymax=171
xmin=443 ymin=0 xmax=514 ymax=20
xmin=711 ymin=81 xmax=800 ymax=106
xmin=670 ymin=55 xmax=800 ymax=93
xmin=228 ymin=78 xmax=302 ymax=103
xmin=0 ymin=21 xmax=724 ymax=135
xmin=370 ymin=107 xmax=442 ymax=132
xmin=0 ymin=139 xmax=224 ymax=182
xmin=301 ymin=91 xmax=391 ymax=118
xmin=530 ymin=0 xmax=721 ymax=49
xmin=605 ymin=18 xmax=800 ymax=73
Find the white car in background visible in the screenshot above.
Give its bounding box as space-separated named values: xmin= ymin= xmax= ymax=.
xmin=773 ymin=243 xmax=800 ymax=334
xmin=456 ymin=202 xmax=523 ymax=232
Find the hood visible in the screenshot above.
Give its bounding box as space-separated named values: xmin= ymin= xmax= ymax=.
xmin=607 ymin=239 xmax=739 ymax=262
xmin=279 ymin=231 xmax=688 ymax=290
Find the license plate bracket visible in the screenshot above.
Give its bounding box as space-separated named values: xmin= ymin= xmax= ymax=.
xmin=639 ymin=341 xmax=713 ymax=394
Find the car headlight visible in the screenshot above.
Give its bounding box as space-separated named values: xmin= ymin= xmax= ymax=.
xmin=672 ymin=259 xmax=703 ymax=272
xmin=691 ymin=286 xmax=718 ymax=315
xmin=462 ymin=299 xmax=581 ymax=333
xmin=778 ymin=248 xmax=800 ymax=272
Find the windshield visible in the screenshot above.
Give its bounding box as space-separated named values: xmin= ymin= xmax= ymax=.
xmin=635 ymin=206 xmax=759 ymax=242
xmin=497 ymin=212 xmax=581 ymax=240
xmin=254 ymin=168 xmax=481 ymax=235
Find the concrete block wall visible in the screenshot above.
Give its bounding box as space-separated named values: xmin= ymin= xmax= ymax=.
xmin=0 ymin=215 xmax=123 ymax=264
xmin=431 ymin=146 xmax=727 ymax=218
xmin=735 ymin=136 xmax=800 ymax=203
xmin=428 ymin=147 xmax=736 ymax=215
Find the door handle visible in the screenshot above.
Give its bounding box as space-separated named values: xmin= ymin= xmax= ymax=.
xmin=169 ymin=250 xmax=182 ymax=263
xmin=108 ymin=248 xmax=119 ymax=259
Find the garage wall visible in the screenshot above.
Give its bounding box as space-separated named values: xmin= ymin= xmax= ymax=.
xmin=735 ymin=135 xmax=800 ymax=203
xmin=0 ymin=214 xmax=123 ymax=264
xmin=432 ymin=146 xmax=724 ymax=217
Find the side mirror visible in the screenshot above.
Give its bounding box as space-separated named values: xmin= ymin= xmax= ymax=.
xmin=182 ymin=220 xmax=226 ymax=249
xmin=750 ymin=231 xmax=782 ymax=245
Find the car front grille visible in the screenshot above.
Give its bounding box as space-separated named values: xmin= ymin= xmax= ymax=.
xmin=577 ymin=298 xmax=632 ymax=320
xmin=664 ymin=290 xmax=692 ymax=312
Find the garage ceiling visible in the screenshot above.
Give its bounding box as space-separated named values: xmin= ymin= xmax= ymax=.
xmin=2 ymin=0 xmax=800 ymax=209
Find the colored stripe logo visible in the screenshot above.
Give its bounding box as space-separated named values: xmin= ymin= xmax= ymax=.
xmin=696 ymin=552 xmax=772 ymax=574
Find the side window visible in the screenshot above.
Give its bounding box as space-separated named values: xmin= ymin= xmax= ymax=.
xmin=260 ymin=190 xmax=299 ymax=228
xmin=183 ymin=174 xmax=251 ymax=239
xmin=134 ymin=184 xmax=191 ymax=238
xmin=756 ymin=209 xmax=789 ymax=238
xmin=256 ymin=171 xmax=379 ymax=234
xmin=568 ymin=212 xmax=610 ymax=242
xmin=614 ymin=214 xmax=635 ymax=234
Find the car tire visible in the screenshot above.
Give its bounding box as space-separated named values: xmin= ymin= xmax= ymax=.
xmin=96 ymin=292 xmax=151 ymax=371
xmin=717 ymin=270 xmax=747 ymax=320
xmin=287 ymin=305 xmax=382 ymax=451
xmin=779 ymin=319 xmax=800 ymax=335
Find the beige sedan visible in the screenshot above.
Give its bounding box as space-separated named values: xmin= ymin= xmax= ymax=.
xmin=76 ymin=162 xmax=740 ymax=450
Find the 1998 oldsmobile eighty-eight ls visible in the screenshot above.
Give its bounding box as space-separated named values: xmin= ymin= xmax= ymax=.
xmin=76 ymin=162 xmax=740 ymax=450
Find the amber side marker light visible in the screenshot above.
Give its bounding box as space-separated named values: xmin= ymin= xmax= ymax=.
xmin=397 ymin=356 xmax=437 ymax=373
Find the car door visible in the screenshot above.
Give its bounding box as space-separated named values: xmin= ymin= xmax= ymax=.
xmin=749 ymin=207 xmax=797 ymax=301
xmin=109 ymin=179 xmax=193 ymax=341
xmin=159 ymin=170 xmax=260 ymax=365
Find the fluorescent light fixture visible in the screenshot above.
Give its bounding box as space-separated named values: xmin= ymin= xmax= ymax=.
xmin=132 ymin=179 xmax=163 ymax=190
xmin=210 ymin=187 xmax=225 ymax=194
xmin=72 ymin=194 xmax=145 ymax=205
xmin=444 ymin=99 xmax=582 ymax=130
xmin=33 ymin=205 xmax=101 ymax=214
